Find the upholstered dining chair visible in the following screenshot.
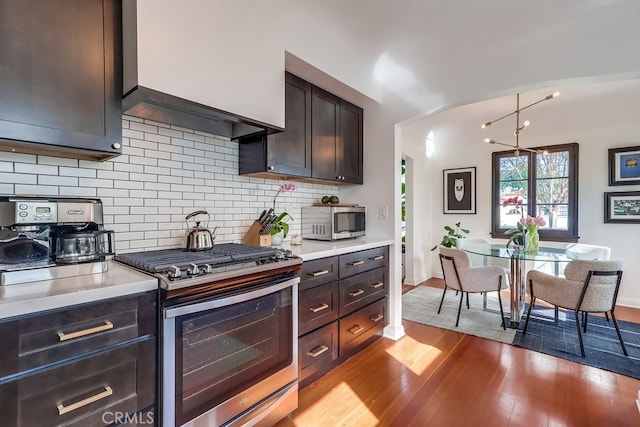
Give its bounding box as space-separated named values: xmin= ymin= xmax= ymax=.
xmin=553 ymin=243 xmax=612 ymax=321
xmin=438 ymin=246 xmax=507 ymax=330
xmin=457 ymin=238 xmax=510 ymax=284
xmin=524 ymin=259 xmax=627 ymax=357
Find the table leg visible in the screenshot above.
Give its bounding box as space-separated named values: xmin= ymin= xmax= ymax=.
xmin=509 ymin=256 xmax=524 ymax=328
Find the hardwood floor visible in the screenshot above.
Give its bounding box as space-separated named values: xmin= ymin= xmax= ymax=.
xmin=276 ymin=279 xmax=640 ymax=426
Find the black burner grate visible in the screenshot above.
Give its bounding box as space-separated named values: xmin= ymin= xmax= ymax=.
xmin=115 ymin=243 xmax=278 ymax=273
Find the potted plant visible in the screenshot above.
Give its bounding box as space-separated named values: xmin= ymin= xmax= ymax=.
xmin=430 ymin=222 xmax=469 ymax=251
xmin=270 ymin=212 xmax=293 ymax=245
xmin=505 ymin=222 xmax=525 ymax=248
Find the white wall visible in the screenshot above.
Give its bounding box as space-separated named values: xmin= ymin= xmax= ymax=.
xmin=0 ymin=116 xmax=338 ymax=252
xmin=401 ymin=80 xmax=640 ymax=307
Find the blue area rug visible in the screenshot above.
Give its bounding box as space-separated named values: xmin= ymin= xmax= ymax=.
xmin=513 ymin=305 xmax=640 ymax=380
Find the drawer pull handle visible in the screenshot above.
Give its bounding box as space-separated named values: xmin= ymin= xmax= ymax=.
xmin=309 ymin=303 xmax=329 ymax=313
xmin=348 ymin=260 xmax=365 ymax=266
xmin=348 ymin=325 xmax=365 ymax=335
xmin=370 ymin=255 xmax=384 ymax=261
xmin=57 ymin=321 xmax=114 ymax=342
xmin=369 ymin=282 xmax=384 ymax=289
xmin=371 ymin=314 xmax=384 ymax=323
xmin=307 ymin=345 xmax=329 ymax=358
xmin=309 ymin=270 xmax=329 ymax=277
xmin=57 ymin=386 xmax=113 ymax=415
xmin=348 ymin=289 xmax=365 ymax=298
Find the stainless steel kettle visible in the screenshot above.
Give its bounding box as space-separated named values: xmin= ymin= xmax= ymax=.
xmin=184 ymin=211 xmax=216 ymax=251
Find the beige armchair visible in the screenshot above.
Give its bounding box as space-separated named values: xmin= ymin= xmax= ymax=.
xmin=524 ymin=259 xmax=627 ymax=357
xmin=438 ymin=247 xmax=507 ymax=330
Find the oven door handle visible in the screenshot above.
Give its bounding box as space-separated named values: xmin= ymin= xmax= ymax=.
xmin=163 ymin=277 xmax=300 ymax=319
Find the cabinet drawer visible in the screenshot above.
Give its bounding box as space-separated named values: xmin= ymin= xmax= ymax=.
xmin=0 ymin=291 xmax=156 ymax=380
xmin=339 ymin=267 xmax=387 ymax=316
xmin=0 ymin=338 xmax=156 ymax=427
xmin=339 ymin=297 xmax=387 ymax=349
xmin=299 ymin=256 xmax=339 ymax=291
xmin=299 ymin=281 xmax=339 ymax=335
xmin=339 ymin=246 xmax=388 ymax=278
xmin=298 ymin=322 xmax=338 ymax=383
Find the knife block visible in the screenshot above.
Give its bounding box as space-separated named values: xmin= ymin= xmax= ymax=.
xmin=242 ymin=221 xmax=271 ymax=247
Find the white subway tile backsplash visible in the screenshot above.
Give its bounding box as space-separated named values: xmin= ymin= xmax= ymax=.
xmin=129 ymin=122 xmax=159 ymax=134
xmin=98 ymin=170 xmax=130 ymax=181
xmin=158 ymin=127 xmax=184 ymax=138
xmin=16 ymin=163 xmax=58 ymax=175
xmin=0 ymin=116 xmax=338 ymax=251
xmin=59 ymin=186 xmax=97 ymax=197
xmin=1 ymin=172 xmax=36 ymax=184
xmin=14 ymin=185 xmax=58 ymax=195
xmin=39 ymin=156 xmax=78 ymax=167
xmin=98 ymin=188 xmax=129 ymax=198
xmin=39 ymin=176 xmax=78 ymax=186
xmin=128 ymin=155 xmax=158 ymax=167
xmin=2 ymin=152 xmax=37 ymax=163
xmin=114 ymin=181 xmax=144 ymax=190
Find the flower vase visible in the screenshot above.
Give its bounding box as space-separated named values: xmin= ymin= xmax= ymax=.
xmin=271 ymin=231 xmax=284 ymax=246
xmin=525 ymin=227 xmax=539 ymax=253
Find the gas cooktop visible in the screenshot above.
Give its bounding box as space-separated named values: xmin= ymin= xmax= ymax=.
xmin=114 ymin=243 xmax=302 ymax=290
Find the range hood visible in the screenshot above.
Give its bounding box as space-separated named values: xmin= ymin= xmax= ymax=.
xmin=121 ymin=1 xmax=282 ymax=140
xmin=122 ymin=86 xmax=283 ymax=140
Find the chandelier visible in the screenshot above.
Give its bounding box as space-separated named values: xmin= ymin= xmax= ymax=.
xmin=482 ymin=91 xmax=559 ymax=156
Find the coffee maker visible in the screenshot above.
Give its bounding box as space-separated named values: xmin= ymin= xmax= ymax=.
xmin=0 ymin=196 xmax=114 ymax=285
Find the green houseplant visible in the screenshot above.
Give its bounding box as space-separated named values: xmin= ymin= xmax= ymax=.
xmin=430 ymin=222 xmax=469 ymax=251
xmin=270 ymin=212 xmax=293 ymax=239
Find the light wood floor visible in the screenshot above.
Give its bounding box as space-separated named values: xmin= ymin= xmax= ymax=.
xmin=276 ymin=279 xmax=640 ymax=427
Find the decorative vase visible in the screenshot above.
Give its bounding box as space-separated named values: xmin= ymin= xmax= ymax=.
xmin=525 ymin=227 xmax=539 ymax=253
xmin=271 ymin=231 xmax=284 ymax=246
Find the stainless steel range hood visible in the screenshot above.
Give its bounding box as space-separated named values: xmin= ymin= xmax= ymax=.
xmin=122 ymin=86 xmax=283 ymax=140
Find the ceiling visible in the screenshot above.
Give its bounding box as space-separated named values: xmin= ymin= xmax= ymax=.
xmin=288 ymin=0 xmax=640 ymax=124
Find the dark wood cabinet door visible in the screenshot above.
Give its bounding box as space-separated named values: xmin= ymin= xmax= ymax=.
xmin=0 ymin=339 xmax=155 ymax=427
xmin=338 ymin=100 xmax=363 ymax=184
xmin=239 ymin=73 xmax=311 ymax=177
xmin=0 ymin=0 xmax=122 ymax=160
xmin=266 ymin=73 xmax=312 ymax=176
xmin=311 ymin=86 xmax=341 ymax=182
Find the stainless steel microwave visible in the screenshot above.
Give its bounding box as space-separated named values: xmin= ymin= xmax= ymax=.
xmin=301 ymin=206 xmax=365 ymax=241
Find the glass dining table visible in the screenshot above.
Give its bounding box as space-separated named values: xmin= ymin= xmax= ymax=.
xmin=461 ymin=243 xmax=597 ymax=327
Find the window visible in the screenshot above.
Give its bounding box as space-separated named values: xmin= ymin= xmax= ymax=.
xmin=491 ymin=143 xmax=579 ymax=242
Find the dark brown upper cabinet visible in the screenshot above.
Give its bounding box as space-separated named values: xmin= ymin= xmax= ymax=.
xmin=0 ymin=0 xmax=123 ymax=161
xmin=240 ymin=73 xmax=363 ymax=185
xmin=239 ymin=73 xmax=312 ymax=178
xmin=312 ymin=88 xmax=363 ymax=184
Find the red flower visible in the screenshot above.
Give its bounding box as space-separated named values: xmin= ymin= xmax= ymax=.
xmin=502 ymin=196 xmax=523 ymax=207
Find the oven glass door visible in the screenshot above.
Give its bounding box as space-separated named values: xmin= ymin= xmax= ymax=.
xmin=163 ymin=277 xmax=297 ymax=426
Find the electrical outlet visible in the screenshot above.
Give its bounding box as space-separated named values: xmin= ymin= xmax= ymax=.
xmin=379 ymin=205 xmax=388 ymax=220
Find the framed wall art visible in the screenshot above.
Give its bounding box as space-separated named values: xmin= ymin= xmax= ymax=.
xmin=443 ymin=167 xmax=476 ymax=214
xmin=608 ymin=146 xmax=640 ymax=186
xmin=604 ymin=191 xmax=640 ymax=223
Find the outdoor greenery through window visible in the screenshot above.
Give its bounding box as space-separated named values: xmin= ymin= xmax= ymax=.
xmin=491 ymin=143 xmax=579 ymax=242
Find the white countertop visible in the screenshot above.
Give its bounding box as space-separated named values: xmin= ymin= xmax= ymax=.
xmin=0 ymin=238 xmax=393 ymax=320
xmin=0 ymin=261 xmax=158 ymax=320
xmin=283 ymin=237 xmax=394 ymax=261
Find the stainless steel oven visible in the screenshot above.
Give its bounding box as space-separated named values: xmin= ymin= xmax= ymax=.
xmin=115 ymin=244 xmax=302 ymax=427
xmin=162 ymin=277 xmax=298 ymax=426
